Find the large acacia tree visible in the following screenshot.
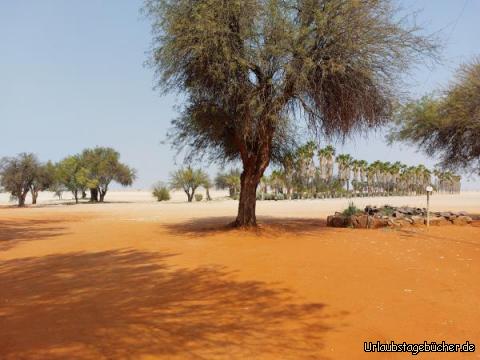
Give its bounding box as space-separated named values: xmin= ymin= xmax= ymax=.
xmin=145 ymin=0 xmax=436 ymax=226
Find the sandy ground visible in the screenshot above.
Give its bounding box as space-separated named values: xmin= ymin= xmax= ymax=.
xmin=1 ymin=192 xmax=480 ymax=359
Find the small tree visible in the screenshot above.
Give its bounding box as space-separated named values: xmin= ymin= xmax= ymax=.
xmin=81 ymin=147 xmax=136 ymax=202
xmin=0 ymin=153 xmax=39 ymax=207
xmin=56 ymin=155 xmax=90 ymax=204
xmin=152 ymin=182 xmax=171 ymax=201
xmin=202 ymin=176 xmax=212 ymax=201
xmin=29 ymin=161 xmax=57 ymax=205
xmin=215 ymin=169 xmax=241 ymax=198
xmin=170 ymin=167 xmax=208 ymax=202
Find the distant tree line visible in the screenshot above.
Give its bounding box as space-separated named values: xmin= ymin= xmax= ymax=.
xmin=214 ymin=144 xmax=461 ymax=201
xmin=0 ymin=147 xmax=136 ymax=207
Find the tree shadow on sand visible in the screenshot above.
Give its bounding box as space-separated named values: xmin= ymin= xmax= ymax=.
xmin=0 ymin=219 xmax=69 ymax=251
xmin=0 ymin=249 xmax=337 ymax=360
xmin=163 ymin=216 xmax=333 ymax=238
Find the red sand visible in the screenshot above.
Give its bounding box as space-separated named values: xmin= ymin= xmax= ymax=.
xmin=1 ymin=207 xmax=479 ymax=359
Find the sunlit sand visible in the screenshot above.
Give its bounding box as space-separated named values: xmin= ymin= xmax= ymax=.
xmin=1 ymin=192 xmax=479 ymax=359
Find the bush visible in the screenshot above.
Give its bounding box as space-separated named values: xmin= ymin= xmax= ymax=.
xmin=342 ymin=201 xmax=361 ymax=216
xmin=263 ymin=193 xmax=272 ymax=200
xmin=380 ymin=205 xmax=395 ymax=216
xmin=152 ymin=183 xmax=170 ymax=201
xmin=194 ymin=193 xmax=203 ymax=202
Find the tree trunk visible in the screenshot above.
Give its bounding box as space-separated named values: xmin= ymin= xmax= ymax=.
xmin=32 ymin=190 xmax=38 ymax=205
xmin=82 ymin=190 xmax=87 ymax=199
xmin=74 ymin=190 xmax=79 ymax=204
xmin=235 ymin=169 xmax=260 ymax=227
xmin=18 ymin=192 xmax=27 ymax=207
xmin=90 ymin=188 xmax=98 ymax=202
xmin=206 ymin=188 xmax=211 ymax=201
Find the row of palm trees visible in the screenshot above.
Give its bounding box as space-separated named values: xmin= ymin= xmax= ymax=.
xmin=257 ymin=143 xmax=461 ymax=199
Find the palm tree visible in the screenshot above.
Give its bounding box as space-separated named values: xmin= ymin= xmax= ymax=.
xmin=357 ymin=160 xmax=368 ymax=196
xmin=280 ymin=152 xmax=295 ymax=199
xmin=269 ymin=170 xmax=285 ymax=195
xmin=294 ymin=142 xmax=317 ymax=197
xmin=319 ymin=145 xmax=336 ymax=184
xmin=170 ymin=167 xmax=209 ymax=202
xmin=350 ymin=160 xmax=362 ymax=196
xmin=388 ymin=161 xmax=402 ymax=195
xmin=335 ymin=154 xmax=353 ymax=193
xmin=215 ymin=168 xmax=241 ymax=198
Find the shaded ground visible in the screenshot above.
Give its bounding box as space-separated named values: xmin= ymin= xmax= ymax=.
xmin=0 ymin=250 xmax=330 ymax=360
xmin=1 ymin=204 xmax=479 ymax=359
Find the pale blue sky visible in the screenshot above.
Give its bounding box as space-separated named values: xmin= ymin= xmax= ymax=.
xmin=1 ymin=0 xmax=479 ymax=189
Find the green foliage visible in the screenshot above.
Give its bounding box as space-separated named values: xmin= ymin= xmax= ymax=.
xmin=0 ymin=153 xmax=39 ymax=206
xmin=380 ymin=205 xmax=396 ymax=216
xmin=170 ymin=167 xmax=209 ymax=202
xmin=342 ymin=202 xmax=361 ymax=217
xmin=80 ymin=147 xmax=136 ymax=202
xmin=56 ymin=155 xmax=89 ymax=203
xmin=146 ymin=0 xmax=437 ymax=159
xmin=28 ymin=161 xmax=57 ymax=204
xmin=194 ymin=193 xmax=203 ymax=202
xmin=215 ymin=168 xmax=241 ymax=198
xmin=152 ymin=182 xmax=171 ymax=201
xmin=390 ymin=57 xmax=480 ymax=174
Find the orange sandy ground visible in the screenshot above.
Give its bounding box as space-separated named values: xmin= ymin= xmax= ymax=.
xmin=1 ymin=207 xmax=479 ymax=359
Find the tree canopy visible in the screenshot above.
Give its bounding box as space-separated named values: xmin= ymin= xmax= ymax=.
xmin=145 ymin=0 xmax=437 ymax=226
xmin=170 ymin=167 xmax=209 ymax=202
xmin=390 ymin=57 xmax=480 ymax=174
xmin=0 ymin=153 xmax=40 ymax=206
xmin=56 ymin=155 xmax=90 ymax=203
xmin=80 ymin=147 xmax=136 ymax=202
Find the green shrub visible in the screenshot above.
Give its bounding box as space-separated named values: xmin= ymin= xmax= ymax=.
xmin=342 ymin=201 xmax=361 ymax=216
xmin=381 ymin=205 xmax=395 ymax=216
xmin=194 ymin=193 xmax=203 ymax=202
xmin=152 ymin=183 xmax=170 ymax=201
xmin=263 ymin=193 xmax=273 ymax=200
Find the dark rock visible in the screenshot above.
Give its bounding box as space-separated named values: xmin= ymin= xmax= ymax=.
xmin=364 ymin=206 xmax=379 ymax=215
xmin=394 ymin=218 xmax=413 ymax=227
xmin=327 ymin=215 xmax=347 ymax=228
xmin=369 ymin=217 xmax=389 ymax=229
xmin=427 ymin=217 xmax=450 ymax=226
xmin=350 ymin=215 xmax=369 ymax=229
xmin=410 ymin=215 xmax=425 ymax=226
